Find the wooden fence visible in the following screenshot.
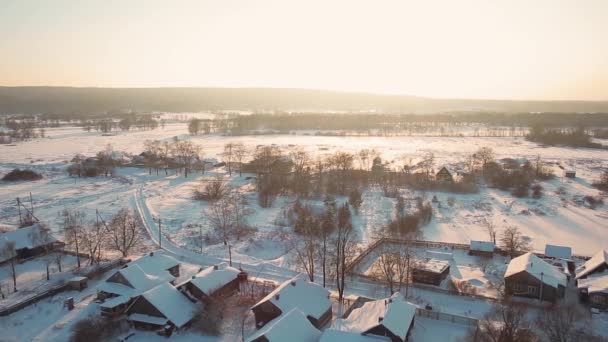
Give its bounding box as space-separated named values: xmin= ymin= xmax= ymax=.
xmin=416 ymin=308 xmax=478 ymax=327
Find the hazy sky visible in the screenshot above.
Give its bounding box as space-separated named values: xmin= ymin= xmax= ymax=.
xmin=1 ymin=0 xmax=607 ymax=100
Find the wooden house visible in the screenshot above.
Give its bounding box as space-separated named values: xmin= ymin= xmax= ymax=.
xmin=246 ymin=308 xmax=321 ymax=342
xmin=504 ymin=252 xmax=567 ymax=302
xmin=127 ymin=283 xmax=197 ymax=334
xmin=251 ymin=275 xmax=332 ymax=329
xmin=435 ymin=167 xmax=454 ymax=183
xmin=412 ymin=259 xmax=450 ymax=286
xmin=0 ymin=224 xmax=61 ymax=264
xmin=469 ymin=240 xmax=495 ymax=257
xmin=576 ymin=249 xmax=608 ymax=280
xmin=577 ymin=272 xmax=608 ymax=311
xmin=178 ymin=262 xmax=242 ymax=301
xmin=333 ymin=292 xmax=416 ymax=342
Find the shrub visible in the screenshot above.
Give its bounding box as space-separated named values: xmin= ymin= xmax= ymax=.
xmin=190 ymin=298 xmax=225 ymax=336
xmin=71 ymin=316 xmax=127 ymax=342
xmin=2 ymin=168 xmax=42 ymax=181
xmin=194 ymin=176 xmax=228 ymax=201
xmin=511 ymin=185 xmax=529 ymax=198
xmin=531 ymin=184 xmax=543 ymax=199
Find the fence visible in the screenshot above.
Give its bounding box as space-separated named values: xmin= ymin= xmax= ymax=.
xmin=416 ymin=308 xmax=478 ymax=327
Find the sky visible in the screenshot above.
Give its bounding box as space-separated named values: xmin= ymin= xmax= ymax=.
xmin=1 ymin=0 xmax=607 ymax=101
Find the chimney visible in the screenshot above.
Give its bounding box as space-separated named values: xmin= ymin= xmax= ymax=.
xmin=192 ymin=275 xmax=196 ymax=279
xmin=388 ymin=298 xmax=393 ymax=304
xmin=199 ymin=267 xmax=203 ymax=272
xmin=378 ymin=316 xmax=384 ymax=322
xmin=275 ymin=294 xmax=280 ymax=301
xmin=214 ymin=265 xmax=219 ymax=270
xmin=149 ymin=252 xmax=154 ymax=257
xmin=291 ymin=280 xmax=297 ymax=287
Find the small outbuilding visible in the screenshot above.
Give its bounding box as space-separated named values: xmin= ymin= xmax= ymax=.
xmin=412 ymin=259 xmax=450 ymax=286
xmin=564 ymin=170 xmax=576 ymax=178
xmin=435 ymin=167 xmax=454 ymax=183
xmin=577 ymin=272 xmax=608 ymax=311
xmin=68 ymin=276 xmax=88 ymax=291
xmin=178 ymin=262 xmax=242 ymax=300
xmin=251 ymin=275 xmax=332 ymax=329
xmin=504 ymin=252 xmax=567 ymax=302
xmin=469 ymin=241 xmax=495 ymax=257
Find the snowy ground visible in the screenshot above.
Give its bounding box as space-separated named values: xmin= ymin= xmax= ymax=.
xmin=1 ymin=125 xmax=608 ymax=340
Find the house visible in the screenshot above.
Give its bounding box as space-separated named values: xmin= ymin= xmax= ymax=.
xmin=0 ymin=224 xmax=61 ymax=263
xmin=97 ymin=251 xmax=180 ymax=317
xmin=435 ymin=167 xmax=453 ymax=183
xmin=178 ymin=262 xmax=242 ymax=300
xmin=577 ymin=272 xmax=608 ymax=311
xmin=251 ymin=275 xmax=332 ymax=329
xmin=469 ymin=241 xmax=495 ymax=257
xmin=127 ymin=283 xmax=197 ymax=333
xmin=411 ymin=259 xmax=450 ymax=286
xmin=576 ymin=249 xmax=608 ymax=280
xmin=504 ymin=252 xmax=567 ymax=302
xmin=246 ymin=308 xmax=321 ymax=342
xmin=334 ymin=292 xmax=416 ymax=342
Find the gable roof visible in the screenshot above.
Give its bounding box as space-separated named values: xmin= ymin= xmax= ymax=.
xmin=252 ymin=275 xmax=331 ymax=320
xmin=576 ymin=249 xmax=608 ymax=280
xmin=116 ymin=264 xmax=174 ymax=291
xmin=336 ymin=292 xmax=415 ymax=341
xmin=189 ymin=262 xmax=241 ymax=295
xmin=470 ymin=240 xmax=495 ymax=252
xmin=0 ymin=224 xmax=57 ymax=262
xmin=246 ymin=308 xmax=321 ymax=342
xmin=577 ymin=272 xmax=608 ymax=294
xmin=544 ymin=244 xmax=572 ymax=260
xmin=135 ymin=283 xmax=197 ymax=328
xmin=505 ymin=252 xmax=567 ymax=288
xmin=128 ymin=251 xmax=180 ymax=276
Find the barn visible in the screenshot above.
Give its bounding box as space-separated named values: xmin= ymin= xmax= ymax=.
xmin=469 ymin=240 xmax=495 ymax=257
xmin=251 ymin=275 xmax=332 ymax=329
xmin=504 ymin=252 xmax=567 ymax=302
xmin=411 ymin=259 xmax=450 ymax=286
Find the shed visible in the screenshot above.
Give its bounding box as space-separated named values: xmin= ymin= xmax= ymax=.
xmin=178 ymin=262 xmax=242 ymax=300
xmin=435 ymin=167 xmax=454 ymax=183
xmin=564 ymin=170 xmax=576 ymax=178
xmin=411 ymin=259 xmax=450 ymax=286
xmin=469 ymin=241 xmax=495 ymax=257
xmin=68 ymin=276 xmax=88 ymax=291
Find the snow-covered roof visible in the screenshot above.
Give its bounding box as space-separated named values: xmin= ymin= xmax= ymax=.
xmin=544 ymin=244 xmax=572 ymax=260
xmin=0 ymin=224 xmax=57 ymax=262
xmin=100 ymin=295 xmax=131 ymax=309
xmin=577 ymin=272 xmax=608 ymax=294
xmin=116 ymin=264 xmax=175 ymax=291
xmin=253 ymin=275 xmax=331 ymax=320
xmin=470 ymin=241 xmax=495 ymax=253
xmin=128 ymin=313 xmax=168 ymax=326
xmin=128 ymin=251 xmax=180 ymax=276
xmin=504 ymin=252 xmax=567 ymax=288
xmin=135 ymin=283 xmax=197 ymax=328
xmin=97 ymin=281 xmax=136 ymax=297
xmin=320 ymin=329 xmax=389 ymax=342
xmin=414 ymin=258 xmax=450 ymax=274
xmin=246 ymin=308 xmax=321 ymax=342
xmin=336 ymin=292 xmax=415 ymax=341
xmin=576 ymin=249 xmax=608 ymax=280
xmin=189 ymin=262 xmax=241 ymax=295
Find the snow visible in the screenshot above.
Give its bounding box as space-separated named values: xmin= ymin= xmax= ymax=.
xmin=188 ymin=262 xmax=240 ymax=295
xmin=246 ymin=308 xmax=321 ymax=342
xmin=99 ymin=294 xmax=131 ymax=308
xmin=504 ymin=252 xmax=567 ymax=288
xmin=335 ymin=292 xmax=415 ymax=341
xmin=129 ymin=251 xmax=180 ymax=276
xmin=132 ymin=282 xmax=197 ymax=328
xmin=544 ymin=244 xmax=572 ymax=260
xmin=113 ymin=264 xmax=174 ymax=291
xmin=97 ymin=281 xmax=137 ymax=297
xmin=128 ymin=313 xmax=169 ymax=326
xmin=576 ymin=249 xmax=608 ymax=279
xmin=320 ymin=329 xmax=388 ymax=342
xmin=415 ymin=258 xmax=450 ymax=274
xmin=0 ymin=224 xmax=57 ymax=262
xmin=578 ymin=272 xmax=608 ymax=294
xmin=253 ymin=275 xmax=331 ymax=321
xmin=470 ymin=240 xmax=495 ymax=253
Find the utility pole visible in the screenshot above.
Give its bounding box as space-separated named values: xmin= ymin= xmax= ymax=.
xmin=158 ymin=217 xmax=162 ymax=249
xmin=200 ymin=226 xmax=203 ymax=254
xmin=539 ymin=272 xmax=544 ymax=302
xmin=29 ymin=192 xmax=34 ymax=217
xmin=16 ymin=198 xmax=22 ymax=226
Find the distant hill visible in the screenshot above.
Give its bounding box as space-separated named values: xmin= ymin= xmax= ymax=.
xmin=1 ymin=86 xmax=607 ymax=114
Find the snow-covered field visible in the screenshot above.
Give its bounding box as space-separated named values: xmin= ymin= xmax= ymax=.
xmin=1 ymin=124 xmax=607 ymax=341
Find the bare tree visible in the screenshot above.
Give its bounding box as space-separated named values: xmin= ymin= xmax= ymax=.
xmin=373 ymin=245 xmax=397 ymax=294
xmin=222 ymin=142 xmax=236 ymax=176
xmin=475 ymin=147 xmax=495 ymax=173
xmin=233 ymin=142 xmax=249 ymax=177
xmin=1 ymin=241 xmax=18 ymax=292
xmin=81 ymin=219 xmax=105 ymax=265
xmin=535 ymin=302 xmax=596 ymax=342
xmin=483 ymin=218 xmax=497 ymax=244
xmin=107 ymin=209 xmax=141 ymax=257
xmin=60 ymin=209 xmax=86 ymax=268
xmin=292 ymin=212 xmax=319 ymax=282
xmin=229 ymin=192 xmax=253 ymax=240
xmin=195 ymin=175 xmax=229 ymax=201
xmin=500 ymin=226 xmax=531 ymax=258
xmin=469 ymin=300 xmax=536 ymax=342
xmin=31 ymin=223 xmax=55 ymax=280
xmin=206 ymin=197 xmax=235 ymax=242
xmin=333 ymin=202 xmax=356 ymax=303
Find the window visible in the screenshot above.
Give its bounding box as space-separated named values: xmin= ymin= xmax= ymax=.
xmin=591 ymin=295 xmax=606 ymax=305
xmin=527 ymin=285 xmax=537 ymax=295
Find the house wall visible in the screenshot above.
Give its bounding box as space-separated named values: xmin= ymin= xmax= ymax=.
xmin=589 ymin=293 xmax=608 ymax=310
xmin=252 ymin=301 xmax=282 ymax=328
xmin=107 ymin=271 xmax=132 ymax=287
xmin=412 ymin=267 xmax=449 ymax=286
xmin=505 ymin=271 xmax=564 ymax=302
xmin=128 ymin=297 xmax=165 ymax=319
xmin=185 ymin=277 xmax=241 ymax=301
xmin=167 ymin=265 xmax=180 ymax=277
xmin=308 ymin=307 xmax=332 ymax=329
xmin=469 ymin=250 xmax=493 ymax=257
xmin=580 ymin=264 xmax=608 ymax=279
